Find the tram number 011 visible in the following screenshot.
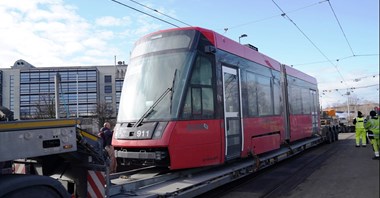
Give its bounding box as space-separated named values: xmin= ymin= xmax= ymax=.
xmin=136 ymin=130 xmax=150 ymax=138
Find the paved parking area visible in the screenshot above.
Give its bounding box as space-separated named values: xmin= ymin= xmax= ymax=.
xmin=282 ymin=133 xmax=379 ymax=198
xmin=208 ymin=133 xmax=379 ymax=198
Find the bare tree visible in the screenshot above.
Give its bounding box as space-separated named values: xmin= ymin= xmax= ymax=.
xmin=93 ymin=102 xmax=115 ymax=129
xmin=33 ymin=94 xmax=56 ymax=119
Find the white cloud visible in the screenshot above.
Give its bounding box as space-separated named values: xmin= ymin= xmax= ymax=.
xmin=95 ymin=16 xmax=131 ymax=27
xmin=0 ymin=1 xmax=86 ymax=67
xmin=0 ymin=0 xmax=125 ymax=68
xmin=0 ymin=0 xmax=176 ymax=68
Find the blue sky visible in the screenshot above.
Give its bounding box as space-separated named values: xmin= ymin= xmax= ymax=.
xmin=0 ymin=0 xmax=379 ymax=107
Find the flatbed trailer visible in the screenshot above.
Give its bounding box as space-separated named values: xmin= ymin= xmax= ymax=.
xmin=107 ymin=136 xmax=324 ymax=197
xmin=0 ymin=119 xmax=109 ymax=198
xmin=0 ymin=119 xmax=337 ymax=198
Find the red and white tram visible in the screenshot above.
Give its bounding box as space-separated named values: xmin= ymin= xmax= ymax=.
xmin=112 ymin=27 xmax=320 ymax=170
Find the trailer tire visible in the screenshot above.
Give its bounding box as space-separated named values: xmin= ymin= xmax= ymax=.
xmin=334 ymin=126 xmax=339 ymax=141
xmin=331 ymin=126 xmax=336 ymax=142
xmin=2 ymin=185 xmax=64 ymax=198
xmin=330 ymin=126 xmax=335 ymax=142
xmin=322 ymin=126 xmax=331 ymax=143
xmin=326 ymin=131 xmax=332 ymax=144
xmin=0 ymin=174 xmax=70 ymax=198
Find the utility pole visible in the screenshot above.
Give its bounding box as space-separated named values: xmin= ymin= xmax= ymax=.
xmin=346 ymin=90 xmax=350 ymax=122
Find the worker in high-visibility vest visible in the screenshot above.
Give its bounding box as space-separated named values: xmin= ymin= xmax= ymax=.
xmin=353 ymin=111 xmax=367 ymax=147
xmin=365 ymin=110 xmax=379 ymax=160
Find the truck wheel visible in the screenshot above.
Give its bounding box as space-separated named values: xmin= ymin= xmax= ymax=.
xmin=334 ymin=126 xmax=339 ymax=141
xmin=326 ymin=131 xmax=332 ymax=144
xmin=329 ymin=127 xmax=335 ymax=143
xmin=0 ymin=175 xmax=69 ymax=198
xmin=3 ymin=186 xmax=64 ymax=198
xmin=332 ymin=126 xmax=337 ymax=142
xmin=322 ymin=126 xmax=331 ymax=143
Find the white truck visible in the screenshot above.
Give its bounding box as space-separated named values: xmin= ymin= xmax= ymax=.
xmin=0 ymin=119 xmax=108 ymax=197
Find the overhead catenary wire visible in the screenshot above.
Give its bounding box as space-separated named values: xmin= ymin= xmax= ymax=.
xmin=327 ymin=0 xmax=355 ymax=56
xmin=292 ymin=54 xmax=380 ymax=66
xmin=271 ymin=0 xmax=348 ymax=85
xmin=128 ymin=0 xmax=192 ymax=27
xmin=321 ymin=84 xmax=379 ymax=93
xmin=318 ymin=74 xmax=380 ymax=84
xmin=224 ymin=0 xmax=328 ymax=31
xmin=110 ymin=0 xmax=180 ymax=28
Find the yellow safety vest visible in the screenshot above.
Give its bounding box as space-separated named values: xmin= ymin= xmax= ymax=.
xmin=366 ymin=117 xmax=379 ymax=136
xmin=355 ymin=117 xmax=365 ymax=129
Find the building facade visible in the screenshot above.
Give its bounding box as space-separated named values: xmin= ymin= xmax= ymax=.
xmin=0 ymin=70 xmax=2 ymax=106
xmin=0 ymin=59 xmax=127 ymax=132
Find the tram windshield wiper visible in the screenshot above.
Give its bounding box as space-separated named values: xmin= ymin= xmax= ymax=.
xmin=169 ymin=69 xmax=177 ymax=113
xmin=133 ymin=70 xmax=177 ymax=127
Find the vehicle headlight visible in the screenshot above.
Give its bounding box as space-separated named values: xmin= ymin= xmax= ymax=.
xmin=152 ymin=122 xmax=168 ymax=139
xmin=115 ymin=123 xmax=128 ymax=139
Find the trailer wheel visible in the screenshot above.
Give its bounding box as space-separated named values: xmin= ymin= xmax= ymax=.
xmin=331 ymin=127 xmax=336 ymax=142
xmin=326 ymin=131 xmax=332 ymax=144
xmin=322 ymin=126 xmax=331 ymax=144
xmin=0 ymin=174 xmax=69 ymax=198
xmin=341 ymin=126 xmax=346 ymax=133
xmin=334 ymin=126 xmax=339 ymax=141
xmin=3 ymin=186 xmax=64 ymax=198
xmin=331 ymin=126 xmax=337 ymax=142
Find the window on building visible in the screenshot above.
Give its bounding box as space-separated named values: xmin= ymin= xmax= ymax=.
xmin=105 ymin=75 xmax=112 ymax=83
xmin=19 ymin=69 xmax=98 ymax=119
xmin=115 ymin=80 xmax=123 ymax=92
xmin=104 ymin=85 xmax=112 ymax=93
xmin=105 ymin=96 xmax=113 ymax=104
xmin=0 ymin=71 xmax=2 ymax=106
xmin=116 ymin=92 xmax=121 ymax=104
xmin=10 ymin=75 xmax=14 ymax=111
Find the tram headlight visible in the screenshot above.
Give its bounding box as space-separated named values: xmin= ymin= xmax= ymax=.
xmin=114 ymin=123 xmax=127 ymax=139
xmin=113 ymin=123 xmax=120 ymax=135
xmin=152 ymin=122 xmax=168 ymax=139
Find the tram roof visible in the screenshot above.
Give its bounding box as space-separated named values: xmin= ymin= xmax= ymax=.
xmin=145 ymin=27 xmax=317 ymax=85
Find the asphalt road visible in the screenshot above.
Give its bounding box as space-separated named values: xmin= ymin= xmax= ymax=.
xmin=199 ymin=133 xmax=379 ymax=198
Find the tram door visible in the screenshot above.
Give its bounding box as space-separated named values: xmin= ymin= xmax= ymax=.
xmin=310 ymin=89 xmax=319 ymax=134
xmin=222 ymin=66 xmax=243 ymax=160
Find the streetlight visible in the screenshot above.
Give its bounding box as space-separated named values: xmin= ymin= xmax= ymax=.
xmin=239 ymin=34 xmax=247 ymax=44
xmin=345 ymin=90 xmax=350 ymax=122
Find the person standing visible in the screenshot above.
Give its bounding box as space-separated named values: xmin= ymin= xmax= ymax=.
xmin=99 ymin=122 xmax=117 ymax=173
xmin=365 ymin=110 xmax=379 ymax=160
xmin=353 ymin=111 xmax=367 ymax=147
xmin=100 ymin=122 xmax=113 ymax=148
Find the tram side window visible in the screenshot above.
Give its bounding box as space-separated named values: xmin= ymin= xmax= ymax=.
xmin=190 ymin=56 xmax=212 ymax=85
xmin=191 ymin=88 xmax=202 ymax=115
xmin=273 ymin=73 xmax=281 ymax=115
xmin=246 ymin=72 xmax=258 ymax=116
xmin=301 ymin=88 xmax=311 ymax=114
xmin=257 ymin=75 xmax=273 ymax=116
xmin=182 ymin=56 xmax=214 ymax=119
xmin=289 ymin=85 xmax=302 ymax=114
